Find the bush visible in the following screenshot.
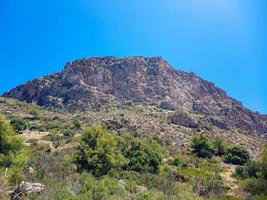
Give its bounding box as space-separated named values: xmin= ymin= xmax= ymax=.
xmin=75 ymin=125 xmax=127 ymax=177
xmin=122 ymin=137 xmax=162 ymax=174
xmin=10 ymin=118 xmax=28 ymax=133
xmin=192 ymin=174 xmax=224 ymax=197
xmin=241 ymin=177 xmax=267 ymax=195
xmin=171 ymin=157 xmax=188 ymax=168
xmin=73 ymin=118 xmax=82 ymax=129
xmin=27 ymin=152 xmax=75 ymax=180
xmin=224 ymin=145 xmax=250 ymax=165
xmin=63 ymin=129 xmax=75 ymax=138
xmin=235 ymin=166 xmax=248 ymax=179
xmin=0 ymin=114 xmax=23 ymax=167
xmin=191 ymin=135 xmax=214 ymax=158
xmin=79 ymin=173 xmax=125 ymax=200
xmin=245 ymin=160 xmax=261 ymax=178
xmin=212 ymin=136 xmax=225 ymax=156
xmin=50 ymin=134 xmax=63 ymax=148
xmin=236 ymin=144 xmax=267 ymax=197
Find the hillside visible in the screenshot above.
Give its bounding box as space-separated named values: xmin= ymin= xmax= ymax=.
xmin=2 ymin=56 xmax=267 ymax=137
xmin=1 ymin=57 xmax=267 ymax=200
xmin=0 ymin=97 xmax=266 ymax=200
xmin=0 ymin=97 xmax=263 ymax=156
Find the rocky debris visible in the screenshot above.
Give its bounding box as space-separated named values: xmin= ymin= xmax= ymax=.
xmin=135 ymin=185 xmax=147 ymax=193
xmin=27 ymin=167 xmax=34 ymax=174
xmin=2 ymin=56 xmax=267 ymax=136
xmin=118 ymin=179 xmax=126 ymax=190
xmin=9 ymin=182 xmax=45 ymax=199
xmin=169 ymin=112 xmax=198 ymax=128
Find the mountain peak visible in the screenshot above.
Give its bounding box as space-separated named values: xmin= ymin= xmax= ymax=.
xmin=2 ymin=56 xmax=267 ymax=136
xmin=64 ymin=56 xmax=169 ymax=70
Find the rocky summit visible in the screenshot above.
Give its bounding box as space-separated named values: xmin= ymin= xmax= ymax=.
xmin=2 ymin=56 xmax=267 ymax=136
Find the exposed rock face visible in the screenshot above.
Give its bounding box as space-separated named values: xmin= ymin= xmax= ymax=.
xmin=2 ymin=56 xmax=267 ymax=136
xmin=169 ymin=112 xmax=198 ymax=128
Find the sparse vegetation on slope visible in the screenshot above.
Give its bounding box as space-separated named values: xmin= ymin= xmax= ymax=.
xmin=0 ymin=97 xmax=266 ymax=199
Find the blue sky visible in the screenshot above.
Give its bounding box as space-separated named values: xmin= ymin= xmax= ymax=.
xmin=0 ymin=0 xmax=266 ymax=113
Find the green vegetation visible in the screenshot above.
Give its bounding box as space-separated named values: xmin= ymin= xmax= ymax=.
xmin=224 ymin=145 xmax=250 ymax=165
xmin=0 ymin=98 xmax=265 ymax=200
xmin=122 ymin=137 xmax=162 ymax=173
xmin=191 ymin=135 xmax=214 ymax=158
xmin=212 ymin=136 xmax=226 ymax=156
xmin=235 ymin=144 xmax=267 ymax=199
xmin=10 ymin=118 xmax=28 ymax=133
xmin=73 ymin=118 xmax=82 ymax=129
xmin=0 ymin=114 xmax=23 ymax=167
xmin=75 ymin=125 xmax=127 ymax=177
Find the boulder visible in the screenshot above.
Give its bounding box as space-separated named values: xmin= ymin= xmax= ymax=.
xmin=159 ymin=101 xmax=175 ymax=111
xmin=169 ymin=112 xmax=198 ymax=128
xmin=135 ymin=185 xmax=147 ymax=193
xmin=10 ymin=181 xmax=45 ymax=200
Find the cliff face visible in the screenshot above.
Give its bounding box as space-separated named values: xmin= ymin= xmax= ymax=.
xmin=2 ymin=56 xmax=267 ymax=136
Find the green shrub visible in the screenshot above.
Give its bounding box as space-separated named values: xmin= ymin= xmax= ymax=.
xmin=255 ymin=194 xmax=267 ymax=200
xmin=245 ymin=160 xmax=261 ymax=178
xmin=10 ymin=118 xmax=28 ymax=133
xmin=50 ymin=134 xmax=63 ymax=148
xmin=63 ymin=129 xmax=75 ymax=138
xmin=224 ymin=145 xmax=250 ymax=165
xmin=212 ymin=136 xmax=225 ymax=156
xmin=235 ymin=166 xmax=248 ymax=179
xmin=171 ymin=157 xmax=188 ymax=168
xmin=0 ymin=114 xmax=23 ymax=167
xmin=75 ymin=125 xmax=127 ymax=177
xmin=79 ymin=173 xmax=125 ymax=200
xmin=241 ymin=177 xmax=267 ymax=195
xmin=237 ymin=144 xmax=267 ymax=197
xmin=191 ymin=135 xmax=214 ymax=158
xmin=73 ymin=118 xmax=82 ymax=129
xmin=192 ymin=174 xmax=224 ymax=197
xmin=123 ymin=137 xmax=162 ymax=174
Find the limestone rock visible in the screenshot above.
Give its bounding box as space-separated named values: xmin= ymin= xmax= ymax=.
xmin=10 ymin=181 xmax=45 ymax=199
xmin=3 ymin=56 xmax=267 ymax=136
xmin=169 ymin=112 xmax=198 ymax=128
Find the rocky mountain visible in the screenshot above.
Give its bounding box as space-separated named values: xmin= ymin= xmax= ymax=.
xmin=2 ymin=56 xmax=267 ymax=136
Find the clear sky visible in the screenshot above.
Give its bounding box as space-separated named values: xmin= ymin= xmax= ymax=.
xmin=0 ymin=0 xmax=266 ymax=113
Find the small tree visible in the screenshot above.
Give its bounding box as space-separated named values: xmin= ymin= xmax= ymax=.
xmin=123 ymin=138 xmax=162 ymax=173
xmin=212 ymin=136 xmax=225 ymax=156
xmin=75 ymin=125 xmax=127 ymax=177
xmin=10 ymin=118 xmax=28 ymax=133
xmin=191 ymin=135 xmax=214 ymax=158
xmin=224 ymin=145 xmax=250 ymax=165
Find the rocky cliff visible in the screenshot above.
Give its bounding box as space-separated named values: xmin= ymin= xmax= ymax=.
xmin=2 ymin=56 xmax=267 ymax=136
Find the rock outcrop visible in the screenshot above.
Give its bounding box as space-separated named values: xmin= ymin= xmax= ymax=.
xmin=9 ymin=182 xmax=45 ymax=199
xmin=2 ymin=56 xmax=267 ymax=136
